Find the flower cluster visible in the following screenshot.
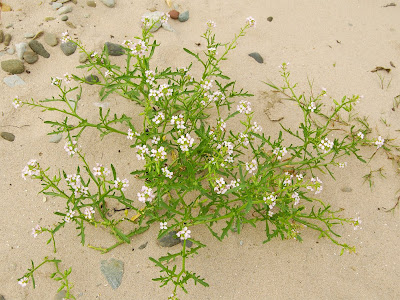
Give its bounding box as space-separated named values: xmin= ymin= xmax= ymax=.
xmin=273 ymin=147 xmax=287 ymax=160
xmin=31 ymin=225 xmax=42 ymax=238
xmin=150 ymin=146 xmax=167 ymax=161
xmin=246 ymin=16 xmax=256 ymax=27
xmin=21 ymin=159 xmax=40 ymax=180
xmin=93 ymin=163 xmax=111 ymax=177
xmin=127 ymin=128 xmax=139 ymax=140
xmin=64 ymin=209 xmax=75 ymax=223
xmin=114 ymin=178 xmax=129 ymax=192
xmin=245 ymin=159 xmax=257 ymax=174
xmin=149 ymin=84 xmax=173 ymax=101
xmin=263 ymin=194 xmax=277 ymax=217
xmin=176 ymin=226 xmax=191 ymax=240
xmin=237 ymin=133 xmax=249 ymax=146
xmin=216 ymin=141 xmax=234 ymax=162
xmin=123 ymin=39 xmax=147 ymax=57
xmin=357 ymin=131 xmax=364 ymax=139
xmin=162 ymin=166 xmax=173 ymax=179
xmin=217 ymin=118 xmax=226 ymax=131
xmin=318 ymin=137 xmax=334 ymax=154
xmin=283 ymin=172 xmax=293 ymax=186
xmin=206 ymin=20 xmax=216 ymax=28
xmin=137 ymin=185 xmax=156 ymax=203
xmin=171 ymin=114 xmax=186 ymax=130
xmin=83 ymin=207 xmax=95 ymax=219
xmin=12 ymin=96 xmax=22 ymax=109
xmin=66 ymin=174 xmax=89 ymax=196
xmin=151 ymin=136 xmax=160 ymax=144
xmin=251 ymin=122 xmax=262 ymax=133
xmin=160 ymin=221 xmax=168 ymax=230
xmin=63 ymin=73 xmax=73 ymax=84
xmin=104 ymin=70 xmax=112 ymax=77
xmin=177 ymin=133 xmax=194 ymax=151
xmin=207 ymin=47 xmax=218 ymax=56
xmin=237 ymin=100 xmax=252 ymax=115
xmin=200 ymin=79 xmax=213 ymax=90
xmin=64 ymin=140 xmax=79 ymax=156
xmin=306 ymin=177 xmax=323 ymax=194
xmin=61 ymin=31 xmax=70 ymax=43
xmin=136 ymin=145 xmax=150 ymax=160
xmin=214 ymin=177 xmax=229 ymax=194
xmin=308 ymin=101 xmax=316 ymax=112
xmin=152 ymin=112 xmax=165 ymax=124
xmin=352 ymin=216 xmax=362 ymax=230
xmin=375 ymin=136 xmax=384 ymax=149
xmin=145 ymin=70 xmax=156 ymax=85
xmin=51 ymin=77 xmax=62 ymax=86
xmin=291 ymin=192 xmax=300 ymax=206
xmin=18 ymin=277 xmax=29 ymax=287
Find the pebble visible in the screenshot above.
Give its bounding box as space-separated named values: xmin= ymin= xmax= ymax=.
xmin=157 ymin=231 xmax=180 ymax=247
xmin=16 ymin=43 xmax=28 ymax=59
xmin=45 ymin=17 xmax=56 ymax=22
xmin=61 ymin=15 xmax=69 ymax=21
xmin=87 ymin=0 xmax=96 ymax=7
xmin=23 ymin=50 xmax=39 ymax=64
xmin=66 ymin=21 xmax=77 ymax=29
xmin=79 ymin=53 xmax=88 ymax=63
xmin=44 ymin=32 xmax=58 ymax=47
xmin=3 ymin=75 xmax=26 ymax=87
xmin=341 ymin=187 xmax=353 ymax=193
xmin=58 ymin=6 xmax=72 ymax=15
xmin=29 ymin=40 xmax=50 ymax=58
xmin=0 ymin=30 xmax=4 ymax=43
xmin=100 ymin=258 xmax=124 ymax=290
xmin=85 ymin=74 xmax=100 ymax=84
xmin=5 ymin=24 xmax=13 ymax=29
xmin=104 ymin=42 xmax=124 ymax=56
xmin=100 ymin=0 xmax=115 ymax=8
xmin=24 ymin=32 xmax=35 ymax=39
xmin=1 ymin=59 xmax=25 ymax=74
xmin=162 ymin=23 xmax=175 ymax=32
xmin=169 ymin=10 xmax=179 ymax=19
xmin=1 ymin=132 xmax=15 ymax=142
xmin=178 ymin=10 xmax=189 ymax=22
xmin=49 ymin=133 xmax=63 ymax=143
xmin=138 ymin=242 xmax=148 ymax=250
xmin=141 ymin=11 xmax=163 ymax=32
xmin=7 ymin=47 xmax=15 ymax=55
xmin=54 ymin=290 xmax=67 ymax=300
xmin=248 ymin=52 xmax=264 ymax=63
xmin=52 ymin=2 xmax=63 ymax=10
xmin=60 ymin=41 xmax=77 ymax=56
xmin=4 ymin=34 xmax=12 ymax=46
xmin=267 ymin=16 xmax=273 ymax=22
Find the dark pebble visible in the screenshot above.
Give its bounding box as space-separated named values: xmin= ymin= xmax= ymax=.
xmin=1 ymin=132 xmax=15 ymax=142
xmin=138 ymin=242 xmax=148 ymax=250
xmin=267 ymin=16 xmax=273 ymax=22
xmin=0 ymin=30 xmax=4 ymax=43
xmin=4 ymin=33 xmax=12 ymax=46
xmin=157 ymin=231 xmax=180 ymax=247
xmin=85 ymin=74 xmax=100 ymax=84
xmin=181 ymin=239 xmax=193 ymax=248
xmin=104 ymin=42 xmax=124 ymax=56
xmin=1 ymin=59 xmax=25 ymax=74
xmin=23 ymin=50 xmax=39 ymax=64
xmin=248 ymin=52 xmax=264 ymax=63
xmin=29 ymin=40 xmax=50 ymax=58
xmin=169 ymin=10 xmax=179 ymax=19
xmin=60 ymin=41 xmax=77 ymax=56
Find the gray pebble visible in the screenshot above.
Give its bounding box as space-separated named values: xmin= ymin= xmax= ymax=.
xmin=157 ymin=231 xmax=180 ymax=247
xmin=138 ymin=242 xmax=148 ymax=249
xmin=3 ymin=75 xmax=26 ymax=87
xmin=15 ymin=43 xmax=28 ymax=60
xmin=58 ymin=6 xmax=72 ymax=15
xmin=29 ymin=40 xmax=50 ymax=58
xmin=44 ymin=32 xmax=58 ymax=47
xmin=24 ymin=33 xmax=35 ymax=39
xmin=49 ymin=133 xmax=63 ymax=143
xmin=0 ymin=30 xmax=4 ymax=43
xmin=60 ymin=41 xmax=77 ymax=56
xmin=52 ymin=2 xmax=63 ymax=10
xmin=267 ymin=16 xmax=273 ymax=22
xmin=54 ymin=290 xmax=67 ymax=300
xmin=341 ymin=187 xmax=353 ymax=193
xmin=23 ymin=50 xmax=39 ymax=64
xmin=1 ymin=132 xmax=15 ymax=142
xmin=7 ymin=47 xmax=15 ymax=55
xmin=79 ymin=53 xmax=88 ymax=63
xmin=4 ymin=34 xmax=12 ymax=46
xmin=87 ymin=0 xmax=96 ymax=7
xmin=85 ymin=74 xmax=100 ymax=84
xmin=1 ymin=59 xmax=25 ymax=74
xmin=178 ymin=11 xmax=189 ymax=22
xmin=104 ymin=42 xmax=124 ymax=56
xmin=100 ymin=0 xmax=115 ymax=8
xmin=100 ymin=258 xmax=124 ymax=290
xmin=248 ymin=52 xmax=264 ymax=63
xmin=162 ymin=22 xmax=175 ymax=32
xmin=61 ymin=15 xmax=69 ymax=21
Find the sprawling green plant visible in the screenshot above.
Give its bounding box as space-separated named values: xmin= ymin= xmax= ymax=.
xmin=16 ymin=15 xmax=384 ymax=299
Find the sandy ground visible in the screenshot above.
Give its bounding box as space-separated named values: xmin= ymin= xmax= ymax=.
xmin=1 ymin=0 xmax=400 ymax=299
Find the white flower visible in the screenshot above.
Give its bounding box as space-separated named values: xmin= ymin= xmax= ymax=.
xmin=177 ymin=133 xmax=194 ymax=152
xmin=283 ymin=173 xmax=293 ymax=186
xmin=64 ymin=209 xmax=75 ymax=223
xmin=214 ymin=177 xmax=228 ymax=194
xmin=238 ymin=133 xmax=249 ymax=146
xmin=84 ymin=207 xmax=95 ymax=219
xmin=145 ymin=70 xmax=155 ymax=85
xmin=31 ymin=225 xmax=42 ymax=238
xmin=61 ymin=31 xmax=70 ymax=43
xmin=357 ymin=131 xmax=364 ymax=139
xmin=176 ymin=226 xmax=191 ymax=240
xmin=200 ymin=79 xmax=213 ymax=90
xmin=246 ymin=16 xmax=256 ymax=27
xmin=151 ymin=136 xmax=160 ymax=144
xmin=291 ymin=192 xmax=300 ymax=206
xmin=127 ymin=128 xmax=135 ymax=140
xmin=21 ymin=159 xmax=40 ymax=180
xmin=51 ymin=77 xmax=62 ymax=86
xmin=251 ymin=122 xmax=262 ymax=132
xmin=137 ymin=185 xmax=156 ymax=203
xmin=311 ymin=177 xmax=323 ymax=194
xmin=129 ymin=40 xmax=147 ymax=57
xmin=273 ymin=147 xmax=287 ymax=160
xmin=308 ymin=101 xmax=316 ymax=112
xmin=338 ymin=162 xmax=347 ymax=168
xmin=353 ymin=216 xmax=362 ymax=230
xmin=160 ymin=222 xmax=168 ymax=230
xmin=162 ymin=166 xmax=173 ymax=179
xmin=296 ymin=173 xmax=304 ymax=181
xmin=228 ymin=179 xmax=240 ymax=189
xmin=150 ymin=146 xmax=167 ymax=161
xmin=217 ymin=141 xmax=234 ymax=156
xmin=93 ymin=163 xmax=110 ymax=177
xmin=237 ymin=100 xmax=252 ymax=115
xmin=64 ymin=73 xmax=73 ymax=84
xmin=245 ymin=159 xmax=257 ymax=174
xmin=114 ymin=178 xmax=129 ymax=192
xmin=12 ymin=96 xmax=22 ymax=108
xmin=105 ymin=70 xmax=112 ymax=77
xmin=375 ymin=136 xmax=385 ymax=149
xmin=318 ymin=137 xmax=334 ymax=154
xmin=160 ymin=12 xmax=169 ymax=24
xmin=91 ymin=51 xmax=98 ymax=58
xmin=18 ymin=277 xmax=29 ymax=287
xmin=171 ymin=114 xmax=186 ymax=130
xmin=208 ymin=47 xmax=218 ymax=55
xmin=136 ymin=145 xmax=149 ymax=160
xmin=217 ymin=118 xmax=226 ymax=131
xmin=152 ymin=112 xmax=165 ymax=124
xmin=66 ymin=174 xmax=89 ymax=196
xmin=64 ymin=140 xmax=78 ymax=156
xmin=206 ymin=20 xmax=216 ymax=28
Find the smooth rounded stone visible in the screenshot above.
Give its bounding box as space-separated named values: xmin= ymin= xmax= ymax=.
xmin=44 ymin=32 xmax=58 ymax=47
xmin=178 ymin=10 xmax=189 ymax=22
xmin=1 ymin=59 xmax=25 ymax=74
xmin=100 ymin=258 xmax=124 ymax=290
xmin=162 ymin=23 xmax=175 ymax=32
xmin=169 ymin=10 xmax=179 ymax=19
xmin=79 ymin=53 xmax=88 ymax=63
xmin=85 ymin=74 xmax=100 ymax=84
xmin=60 ymin=41 xmax=77 ymax=56
xmin=52 ymin=2 xmax=63 ymax=10
xmin=29 ymin=40 xmax=50 ymax=58
xmin=341 ymin=187 xmax=353 ymax=193
xmin=248 ymin=52 xmax=264 ymax=63
xmin=23 ymin=50 xmax=39 ymax=64
xmin=4 ymin=34 xmax=12 ymax=46
xmin=15 ymin=43 xmax=28 ymax=59
xmin=7 ymin=47 xmax=15 ymax=55
xmin=267 ymin=16 xmax=273 ymax=22
xmin=1 ymin=132 xmax=15 ymax=142
xmin=3 ymin=75 xmax=26 ymax=87
xmin=66 ymin=21 xmax=77 ymax=29
xmin=58 ymin=6 xmax=72 ymax=15
xmin=100 ymin=0 xmax=115 ymax=8
xmin=54 ymin=290 xmax=67 ymax=300
xmin=61 ymin=15 xmax=69 ymax=21
xmin=24 ymin=32 xmax=35 ymax=39
xmin=157 ymin=231 xmax=180 ymax=247
xmin=87 ymin=0 xmax=96 ymax=7
xmin=138 ymin=241 xmax=148 ymax=250
xmin=104 ymin=42 xmax=124 ymax=56
xmin=45 ymin=16 xmax=56 ymax=22
xmin=49 ymin=133 xmax=63 ymax=143
xmin=0 ymin=30 xmax=4 ymax=43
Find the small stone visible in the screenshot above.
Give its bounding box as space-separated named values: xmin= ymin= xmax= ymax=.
xmin=104 ymin=42 xmax=124 ymax=56
xmin=16 ymin=43 xmax=28 ymax=59
xmin=138 ymin=242 xmax=148 ymax=250
xmin=178 ymin=10 xmax=189 ymax=22
xmin=0 ymin=30 xmax=4 ymax=43
xmin=169 ymin=10 xmax=179 ymax=19
xmin=100 ymin=258 xmax=124 ymax=290
xmin=141 ymin=11 xmax=163 ymax=32
xmin=1 ymin=59 xmax=25 ymax=74
xmin=61 ymin=15 xmax=69 ymax=21
xmin=341 ymin=187 xmax=353 ymax=193
xmin=29 ymin=40 xmax=50 ymax=58
xmin=54 ymin=290 xmax=67 ymax=300
xmin=52 ymin=2 xmax=63 ymax=10
xmin=87 ymin=0 xmax=96 ymax=7
xmin=3 ymin=75 xmax=25 ymax=87
xmin=44 ymin=32 xmax=58 ymax=47
xmin=23 ymin=50 xmax=39 ymax=64
xmin=248 ymin=52 xmax=264 ymax=63
xmin=162 ymin=23 xmax=175 ymax=32
xmin=5 ymin=24 xmax=13 ymax=29
xmin=1 ymin=132 xmax=15 ymax=142
xmin=157 ymin=231 xmax=180 ymax=247
xmin=79 ymin=53 xmax=88 ymax=63
xmin=267 ymin=16 xmax=273 ymax=22
xmin=24 ymin=32 xmax=35 ymax=39
xmin=100 ymin=0 xmax=115 ymax=8
xmin=85 ymin=74 xmax=100 ymax=84
xmin=7 ymin=47 xmax=15 ymax=55
xmin=66 ymin=21 xmax=77 ymax=29
xmin=49 ymin=133 xmax=63 ymax=143
xmin=60 ymin=41 xmax=77 ymax=56
xmin=4 ymin=33 xmax=12 ymax=46
xmin=58 ymin=6 xmax=72 ymax=15
xmin=45 ymin=17 xmax=56 ymax=22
